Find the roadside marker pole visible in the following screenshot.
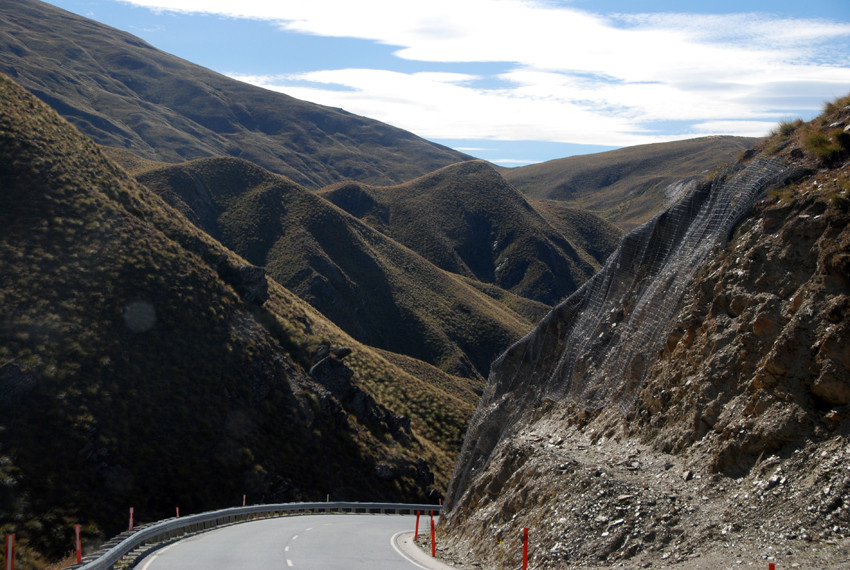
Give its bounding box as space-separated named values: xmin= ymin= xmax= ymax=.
xmin=175 ymin=507 xmax=180 ymax=518
xmin=430 ymin=518 xmax=436 ymax=557
xmin=4 ymin=534 xmax=14 ymax=570
xmin=415 ymin=511 xmax=420 ymax=540
xmin=129 ymin=507 xmax=134 ymax=531
xmin=522 ymin=528 xmax=529 ymax=570
xmin=242 ymin=494 xmax=246 ymax=507
xmin=769 ymin=564 xmax=775 ymax=570
xmin=74 ymin=524 xmax=82 ymax=563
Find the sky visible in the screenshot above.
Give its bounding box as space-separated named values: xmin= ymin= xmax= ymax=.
xmin=44 ymin=0 xmax=850 ymax=166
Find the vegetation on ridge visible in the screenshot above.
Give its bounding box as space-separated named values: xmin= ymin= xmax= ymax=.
xmin=318 ymin=160 xmax=617 ymax=306
xmin=0 ymin=73 xmax=475 ymax=565
xmin=0 ymin=0 xmax=469 ymax=189
xmin=134 ymin=157 xmax=536 ymax=379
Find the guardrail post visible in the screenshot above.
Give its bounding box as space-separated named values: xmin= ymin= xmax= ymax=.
xmin=75 ymin=524 xmax=82 ymax=563
xmin=4 ymin=533 xmax=14 ymax=570
xmin=522 ymin=527 xmax=528 ymax=570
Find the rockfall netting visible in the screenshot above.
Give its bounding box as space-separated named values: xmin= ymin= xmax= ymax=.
xmin=446 ymin=157 xmax=789 ymax=510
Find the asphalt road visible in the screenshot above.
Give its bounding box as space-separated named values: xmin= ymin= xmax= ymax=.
xmin=136 ymin=513 xmax=442 ymax=569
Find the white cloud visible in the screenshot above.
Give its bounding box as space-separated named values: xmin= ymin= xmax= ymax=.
xmin=118 ymin=0 xmax=850 ymax=145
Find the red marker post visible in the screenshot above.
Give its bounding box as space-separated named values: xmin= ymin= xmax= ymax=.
xmin=4 ymin=534 xmax=15 ymax=570
xmin=522 ymin=527 xmax=529 ymax=570
xmin=430 ymin=518 xmax=436 ymax=558
xmin=175 ymin=507 xmax=180 ymax=518
xmin=129 ymin=507 xmax=134 ymax=531
xmin=415 ymin=511 xmax=421 ymax=540
xmin=74 ymin=524 xmax=82 ymax=564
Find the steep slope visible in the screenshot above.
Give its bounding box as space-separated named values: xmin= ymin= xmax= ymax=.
xmin=0 ymin=74 xmax=471 ymax=564
xmin=0 ymin=0 xmax=470 ymax=188
xmin=135 ymin=157 xmax=534 ymax=379
xmin=502 ymin=136 xmax=758 ymax=230
xmin=440 ymin=98 xmax=850 ymax=568
xmin=318 ymin=161 xmax=611 ymax=306
xmin=527 ymin=199 xmax=622 ymax=270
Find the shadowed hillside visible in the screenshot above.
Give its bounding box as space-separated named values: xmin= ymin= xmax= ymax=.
xmin=319 ymin=161 xmax=618 ymax=305
xmin=502 ymin=136 xmax=758 ymax=230
xmin=135 ymin=157 xmax=536 ymax=379
xmin=0 ymin=73 xmax=476 ymax=565
xmin=0 ymin=0 xmax=470 ymax=188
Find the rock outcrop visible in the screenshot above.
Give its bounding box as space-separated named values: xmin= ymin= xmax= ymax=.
xmin=440 ymin=98 xmax=850 ymax=568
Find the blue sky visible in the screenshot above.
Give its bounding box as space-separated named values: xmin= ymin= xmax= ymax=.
xmin=44 ymin=0 xmax=850 ymax=166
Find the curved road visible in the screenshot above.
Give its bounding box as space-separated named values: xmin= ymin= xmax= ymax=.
xmin=136 ymin=513 xmax=444 ymax=569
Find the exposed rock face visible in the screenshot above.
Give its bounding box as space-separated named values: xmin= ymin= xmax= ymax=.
xmin=441 ymin=104 xmax=850 ymax=568
xmin=210 ymin=253 xmax=270 ymax=305
xmin=309 ymin=350 xmax=413 ymax=446
xmin=445 ymin=157 xmax=790 ymax=510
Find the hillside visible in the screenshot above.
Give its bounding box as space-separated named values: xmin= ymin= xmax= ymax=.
xmin=502 ymin=136 xmax=758 ymax=230
xmin=134 ymin=157 xmax=536 ymax=379
xmin=440 ymin=97 xmax=850 ymax=568
xmin=0 ymin=73 xmax=476 ymax=565
xmin=0 ymin=0 xmax=470 ymax=189
xmin=318 ymin=161 xmax=618 ymax=305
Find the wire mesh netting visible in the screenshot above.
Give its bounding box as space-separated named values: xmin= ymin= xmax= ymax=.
xmin=446 ymin=157 xmax=788 ymax=510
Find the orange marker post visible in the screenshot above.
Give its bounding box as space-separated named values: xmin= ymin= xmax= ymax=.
xmin=4 ymin=534 xmax=15 ymax=570
xmin=75 ymin=525 xmax=82 ymax=563
xmin=522 ymin=527 xmax=529 ymax=570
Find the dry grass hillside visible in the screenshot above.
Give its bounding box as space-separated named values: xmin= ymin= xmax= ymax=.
xmin=134 ymin=157 xmax=538 ymax=379
xmin=319 ymin=161 xmax=619 ymax=306
xmin=0 ymin=73 xmax=476 ymax=566
xmin=502 ymin=136 xmax=758 ymax=230
xmin=0 ymin=0 xmax=469 ymax=189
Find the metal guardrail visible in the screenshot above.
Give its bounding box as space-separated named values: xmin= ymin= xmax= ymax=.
xmin=68 ymin=501 xmax=442 ymax=569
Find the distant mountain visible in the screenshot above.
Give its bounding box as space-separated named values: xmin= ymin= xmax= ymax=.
xmin=134 ymin=157 xmax=537 ymax=379
xmin=502 ymin=136 xmax=758 ymax=230
xmin=0 ymin=74 xmax=474 ymax=564
xmin=318 ymin=161 xmax=619 ymax=305
xmin=0 ymin=0 xmax=471 ymax=188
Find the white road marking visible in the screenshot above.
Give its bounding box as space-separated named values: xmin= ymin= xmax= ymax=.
xmin=139 ymin=540 xmax=180 ymax=570
xmin=286 ymin=559 xmax=293 ymax=567
xmin=285 ymin=545 xmax=289 ymax=552
xmin=390 ymin=531 xmax=431 ymax=570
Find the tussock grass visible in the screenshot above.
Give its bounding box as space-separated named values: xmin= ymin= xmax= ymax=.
xmin=0 ymin=74 xmax=473 ymax=564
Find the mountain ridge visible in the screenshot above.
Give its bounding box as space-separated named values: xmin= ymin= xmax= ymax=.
xmin=318 ymin=160 xmax=620 ymax=305
xmin=0 ymin=73 xmax=474 ymax=565
xmin=0 ymin=0 xmax=471 ymax=188
xmin=133 ymin=156 xmax=536 ymax=379
xmin=502 ymin=135 xmax=758 ymax=230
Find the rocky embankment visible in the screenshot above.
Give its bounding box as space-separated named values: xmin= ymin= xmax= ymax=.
xmin=439 ymin=99 xmax=850 ymax=568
